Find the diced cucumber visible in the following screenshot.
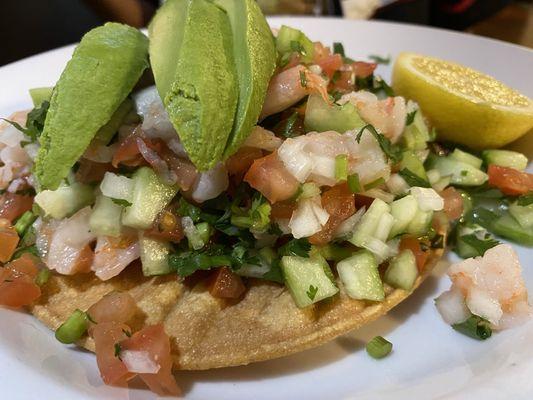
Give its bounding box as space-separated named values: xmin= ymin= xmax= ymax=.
xmin=389 ymin=195 xmax=418 ymax=238
xmin=374 ymin=213 xmax=395 ymax=242
xmin=100 ymin=172 xmax=134 ymax=202
xmin=449 ymin=149 xmax=483 ymax=169
xmin=427 ymin=155 xmax=488 ymax=186
xmin=310 ymin=244 xmax=352 ymax=262
xmin=384 ymin=249 xmax=418 ymax=291
xmin=122 ymin=167 xmax=178 ymax=230
xmin=349 ymin=198 xmax=391 ymax=247
xmin=509 ymin=202 xmax=533 ymax=229
xmin=401 ymin=150 xmax=429 ymax=183
xmin=35 ymin=182 xmax=95 ymax=219
xmin=29 ymin=87 xmax=53 ymax=107
xmin=406 ymin=209 xmax=433 ymax=236
xmin=89 ymin=195 xmax=123 ymax=237
xmin=94 ymin=98 xmax=134 ymax=145
xmin=482 ymin=149 xmax=528 ymax=171
xmin=139 ymin=234 xmax=171 ymax=276
xmin=492 ymin=211 xmax=533 ymax=246
xmin=281 ymin=255 xmax=339 ymax=308
xmin=276 ymin=25 xmax=314 ymax=63
xmin=304 ymin=94 xmax=366 ymax=134
xmin=401 ymin=106 xmax=430 ymax=151
xmin=337 ymin=250 xmax=384 ymax=301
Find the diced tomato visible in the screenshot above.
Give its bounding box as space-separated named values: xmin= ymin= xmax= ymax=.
xmin=331 ymin=69 xmax=354 ymax=93
xmin=87 ymin=292 xmax=137 ymax=326
xmin=244 ymin=152 xmax=299 ymax=203
xmin=352 ymin=61 xmax=377 ymax=78
xmin=0 ymin=223 xmax=19 ymax=263
xmin=271 ymin=201 xmax=296 ymax=220
xmin=92 ymin=321 xmax=132 ymax=385
xmin=76 ymin=159 xmax=116 ymax=184
xmin=0 ymin=193 xmax=34 ymax=223
xmin=145 ymin=210 xmax=184 ymax=243
xmin=317 ymin=53 xmax=343 ymax=78
xmin=226 ymin=147 xmax=264 ymax=179
xmin=121 ymin=324 xmax=180 ymax=397
xmin=440 ymin=187 xmax=464 ymax=220
xmin=399 ymin=237 xmax=429 ymax=272
xmin=488 ymin=165 xmax=533 ymax=196
xmin=209 ymin=267 xmax=246 ymax=299
xmin=354 ymin=194 xmax=375 ymax=209
xmin=309 ymin=183 xmax=355 ymax=245
xmin=0 ymin=253 xmax=41 ymax=308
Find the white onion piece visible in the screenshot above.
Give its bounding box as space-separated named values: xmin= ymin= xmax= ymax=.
xmin=191 ymin=163 xmax=229 ymax=203
xmin=100 ymin=172 xmax=134 ymax=202
xmin=277 ymin=138 xmax=313 ymax=183
xmin=411 ymin=187 xmax=444 ymax=211
xmin=121 ymin=350 xmax=161 ymax=374
xmin=435 ymin=286 xmax=472 ymax=325
xmin=289 ymin=197 xmax=330 ymax=239
xmin=334 ymin=207 xmax=366 ymax=239
xmin=363 ymin=188 xmax=395 ymax=204
xmin=386 ymin=173 xmax=409 ymax=196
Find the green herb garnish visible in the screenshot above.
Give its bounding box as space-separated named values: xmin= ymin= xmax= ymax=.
xmin=452 ymin=315 xmax=492 ymax=340
xmin=335 ymin=154 xmax=348 ymax=182
xmin=347 ymin=173 xmax=362 ymax=193
xmin=55 ymin=309 xmax=89 ymax=344
xmin=333 ymin=42 xmax=345 ymax=57
xmin=35 ymin=268 xmax=51 ymax=286
xmin=14 ymin=211 xmax=37 ymax=236
xmin=356 ymin=124 xmax=402 ymax=163
xmin=111 ymin=198 xmax=132 ymax=207
xmin=405 ymin=110 xmax=416 ymax=126
xmin=306 ymin=285 xmax=318 ymax=301
xmin=364 ymin=177 xmax=386 ymax=191
xmin=369 ymin=54 xmax=391 ymax=65
xmin=2 ymin=100 xmax=49 ymax=145
xmin=114 ymin=343 xmax=122 ymax=359
xmin=398 ymin=168 xmax=430 ymax=188
xmin=299 ymin=70 xmax=307 ymax=88
xmin=279 ymin=238 xmax=311 ymax=258
xmin=517 ymin=193 xmax=533 ymax=206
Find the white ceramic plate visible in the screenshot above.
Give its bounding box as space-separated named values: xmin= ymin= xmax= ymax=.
xmin=0 ymin=17 xmax=532 ymax=400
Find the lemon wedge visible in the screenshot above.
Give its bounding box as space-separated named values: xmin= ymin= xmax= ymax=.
xmin=392 ymin=52 xmax=533 ymax=149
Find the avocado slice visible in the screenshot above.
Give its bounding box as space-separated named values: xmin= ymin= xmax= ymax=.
xmin=216 ymin=0 xmax=277 ymax=158
xmin=149 ymin=0 xmax=238 ymax=171
xmin=35 ymin=23 xmax=148 ymax=190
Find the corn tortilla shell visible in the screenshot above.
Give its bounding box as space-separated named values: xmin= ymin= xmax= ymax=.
xmin=30 ymin=247 xmax=443 ymax=370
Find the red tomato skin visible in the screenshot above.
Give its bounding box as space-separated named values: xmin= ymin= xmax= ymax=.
xmin=209 ymin=267 xmax=246 ymax=299
xmin=488 ymin=165 xmax=533 ymax=196
xmin=0 ymin=193 xmax=33 ymax=223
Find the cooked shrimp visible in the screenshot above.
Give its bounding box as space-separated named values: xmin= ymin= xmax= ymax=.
xmin=340 ymin=91 xmax=407 ymax=143
xmin=0 ymin=114 xmax=34 ymax=191
xmin=437 ymin=244 xmax=531 ymax=329
xmin=243 ymin=126 xmax=283 ymax=151
xmin=260 ymin=66 xmax=329 ymax=119
xmin=92 ymin=236 xmax=140 ymax=281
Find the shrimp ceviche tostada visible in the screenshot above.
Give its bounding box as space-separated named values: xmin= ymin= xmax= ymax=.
xmin=1 ymin=0 xmax=532 ymax=397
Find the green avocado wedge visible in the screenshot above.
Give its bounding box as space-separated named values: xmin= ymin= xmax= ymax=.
xmin=216 ymin=0 xmax=277 ymax=159
xmin=149 ymin=0 xmax=238 ymax=171
xmin=35 ymin=23 xmax=148 ymax=190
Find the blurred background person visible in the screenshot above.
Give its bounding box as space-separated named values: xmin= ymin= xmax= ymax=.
xmin=0 ymin=0 xmax=531 ymax=66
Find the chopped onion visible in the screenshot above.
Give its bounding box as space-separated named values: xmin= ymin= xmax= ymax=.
xmin=92 ymin=237 xmax=140 ymax=281
xmin=363 ymin=188 xmax=395 ymax=204
xmin=289 ymin=197 xmax=330 ymax=239
xmin=334 ymin=207 xmax=366 ymax=238
xmin=435 ymin=286 xmax=472 ymax=325
xmin=386 ymin=173 xmax=409 ymax=196
xmin=277 ymin=138 xmax=313 ymax=182
xmin=410 ymin=187 xmax=444 ymax=211
xmin=121 ymin=350 xmax=161 ymax=374
xmin=100 ymin=172 xmax=134 ymax=202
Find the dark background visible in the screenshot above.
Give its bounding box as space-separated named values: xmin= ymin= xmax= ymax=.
xmin=0 ymin=0 xmax=531 ymax=66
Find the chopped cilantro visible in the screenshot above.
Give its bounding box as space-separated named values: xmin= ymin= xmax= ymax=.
xmin=364 ymin=177 xmax=386 ymax=191
xmin=452 ymin=315 xmax=492 ymax=340
xmin=35 ymin=268 xmax=51 ymax=286
xmin=461 ymin=170 xmax=468 ymax=177
xmin=290 ymin=40 xmax=307 ymax=58
xmin=517 ymin=193 xmax=533 ymax=206
xmin=398 ymin=168 xmax=430 ymax=188
xmin=369 ymin=54 xmax=391 ymax=65
xmin=306 ymin=285 xmax=318 ymax=301
xmin=279 ymin=238 xmax=311 ymax=258
xmin=114 ymin=343 xmax=122 ymax=359
xmin=177 ymin=198 xmax=201 ymax=222
xmin=405 ymin=110 xmax=416 ymax=126
xmin=277 ymin=112 xmax=300 ymax=138
xmin=356 ymin=124 xmax=402 ymax=163
xmin=122 ymin=329 xmax=132 ymax=338
xmin=459 ymin=234 xmax=499 ymax=257
xmin=3 ymin=100 xmax=49 ymax=145
xmin=111 ymin=198 xmax=132 ymax=207
xmin=333 ymin=42 xmax=345 ymax=57
xmin=347 ymin=173 xmax=362 ymax=193
xmin=262 ymin=260 xmax=285 ymax=284
xmin=299 ymin=70 xmax=307 ymax=88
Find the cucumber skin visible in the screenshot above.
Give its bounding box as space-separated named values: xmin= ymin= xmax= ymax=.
xmin=492 ymin=212 xmax=533 ymax=247
xmin=509 ymin=202 xmax=533 ymax=230
xmin=276 ymin=25 xmax=314 ymax=63
xmin=482 ymin=150 xmax=528 ymax=171
xmin=304 ymin=94 xmax=366 ymax=134
xmin=122 ymin=167 xmax=178 ymax=230
xmin=337 ymin=250 xmax=385 ymax=301
xmin=449 ymin=149 xmax=483 ymax=169
xmin=281 ymin=255 xmax=339 ymax=308
xmin=384 ymin=249 xmax=418 ymax=291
